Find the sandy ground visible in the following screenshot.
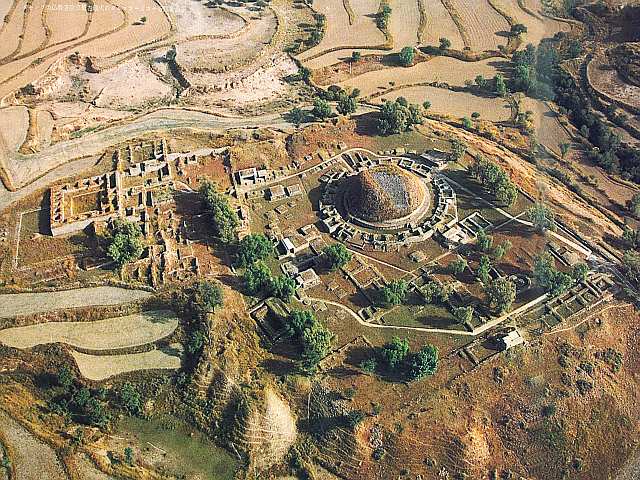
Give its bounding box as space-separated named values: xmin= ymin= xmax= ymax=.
xmin=71 ymin=346 xmax=182 ymax=380
xmin=0 ymin=106 xmax=28 ymax=152
xmin=387 ymin=0 xmax=420 ymax=49
xmin=163 ymin=0 xmax=246 ymax=39
xmin=337 ymin=56 xmax=502 ymax=93
xmin=0 ymin=310 xmax=178 ymax=350
xmin=374 ymin=85 xmax=512 ymax=121
xmin=449 ymin=0 xmax=509 ymax=51
xmin=0 ymin=287 xmax=153 ymax=318
xmin=419 ymin=0 xmax=464 ymax=49
xmin=0 ymin=410 xmax=67 ymax=480
xmin=46 ymin=0 xmax=89 ymax=45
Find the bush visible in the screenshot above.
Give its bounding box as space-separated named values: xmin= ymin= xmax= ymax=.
xmin=312 ymin=98 xmax=332 ymax=119
xmin=119 ymin=383 xmax=143 ymax=416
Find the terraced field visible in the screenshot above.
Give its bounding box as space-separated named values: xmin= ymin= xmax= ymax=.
xmin=448 ymin=0 xmax=509 ymax=51
xmin=71 ymin=346 xmax=183 ymax=381
xmin=0 ymin=310 xmax=178 ymax=350
xmin=374 ymin=85 xmax=512 ymax=121
xmin=0 ymin=287 xmax=152 ymax=318
xmin=338 ymin=56 xmax=501 ymax=95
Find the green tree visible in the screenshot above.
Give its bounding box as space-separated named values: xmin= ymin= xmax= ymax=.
xmin=510 ymin=23 xmax=527 ymax=35
xmin=559 ymin=142 xmax=571 ymax=159
xmin=289 ymin=107 xmax=305 ymax=126
xmin=485 ymin=277 xmax=516 ymax=314
xmin=57 ymin=365 xmax=75 ymax=390
xmin=622 ymin=226 xmax=640 ymax=249
xmin=324 ymin=243 xmax=352 ymax=270
xmin=192 ymin=280 xmax=224 ymax=314
xmin=186 ymin=329 xmax=207 ymax=356
xmin=199 ymin=180 xmax=239 ymax=244
xmin=360 ymin=358 xmax=377 ymax=373
xmin=493 ymin=240 xmax=512 ymax=260
xmin=627 ymin=193 xmax=640 ymax=217
xmin=243 ymin=260 xmax=273 ymax=296
xmin=124 ymin=447 xmax=134 ymax=466
xmin=462 ymin=117 xmax=473 ymax=129
xmin=495 ymin=74 xmax=507 ymax=97
xmin=312 ymin=98 xmax=332 ymax=119
xmin=337 ymin=94 xmax=357 ymax=116
xmin=571 ymin=263 xmax=589 ymax=283
xmin=407 ymin=344 xmax=438 ymax=380
xmin=107 ymin=219 xmax=144 ymax=269
xmin=287 ymin=310 xmax=333 ymax=374
xmin=623 ymin=250 xmax=640 ymax=284
xmin=235 ymin=233 xmax=273 ymax=267
xmin=380 ymin=279 xmax=408 ymax=306
xmin=527 ymin=202 xmax=556 ymax=233
xmin=439 ymin=37 xmax=451 ymax=49
xmin=453 ymin=306 xmax=474 ymax=325
xmin=377 ymin=98 xmax=423 ymax=135
xmin=449 ymin=139 xmax=467 ymax=162
xmin=477 ymin=255 xmax=492 ymax=284
xmin=351 ymin=51 xmax=361 ymax=62
xmin=398 ymin=46 xmax=415 ymax=66
xmin=533 ymin=251 xmax=573 ymax=295
xmin=476 ymin=228 xmax=493 ymax=252
xmin=380 ymin=336 xmax=409 ymax=369
xmin=270 ymin=275 xmax=297 ymax=302
xmin=119 ymin=383 xmax=142 ymax=416
xmin=471 ymin=112 xmax=481 ymax=120
xmin=423 ymin=100 xmax=431 ymax=110
xmin=449 ymin=257 xmax=468 ymax=276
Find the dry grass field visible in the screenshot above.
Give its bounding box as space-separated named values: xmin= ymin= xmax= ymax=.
xmin=0 ymin=287 xmax=152 ymax=318
xmin=449 ymin=0 xmax=509 ymax=51
xmin=71 ymin=346 xmax=182 ymax=381
xmin=373 ymin=85 xmax=512 ymax=120
xmin=419 ymin=0 xmax=464 ymax=49
xmin=0 ymin=310 xmax=178 ymax=350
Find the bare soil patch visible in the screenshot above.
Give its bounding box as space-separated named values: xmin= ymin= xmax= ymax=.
xmin=0 ymin=106 xmax=28 ymax=152
xmin=449 ymin=0 xmax=509 ymax=51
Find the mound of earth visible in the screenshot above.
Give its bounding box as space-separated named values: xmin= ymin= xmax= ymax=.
xmin=346 ymin=165 xmax=424 ymax=223
xmin=609 ymin=43 xmax=640 ymax=86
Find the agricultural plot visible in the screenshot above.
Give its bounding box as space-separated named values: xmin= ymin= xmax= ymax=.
xmin=374 ymin=85 xmax=512 ymax=121
xmin=337 ymin=56 xmax=500 ymax=95
xmin=418 ymin=0 xmax=464 ymax=49
xmin=298 ymin=0 xmax=385 ymax=68
xmin=0 ymin=310 xmax=178 ymax=350
xmin=0 ymin=286 xmax=152 ymax=318
xmin=71 ymin=346 xmax=183 ymax=381
xmin=163 ymin=0 xmax=247 ymax=39
xmin=523 ymin=98 xmax=570 ymax=154
xmin=497 ymin=0 xmax=569 ymax=46
xmin=0 ymin=106 xmax=28 ymax=152
xmin=448 ymin=0 xmax=510 ymax=51
xmin=0 ymin=410 xmax=67 ymax=480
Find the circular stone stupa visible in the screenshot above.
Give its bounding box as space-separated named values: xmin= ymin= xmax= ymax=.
xmin=346 ymin=164 xmax=427 ymax=226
